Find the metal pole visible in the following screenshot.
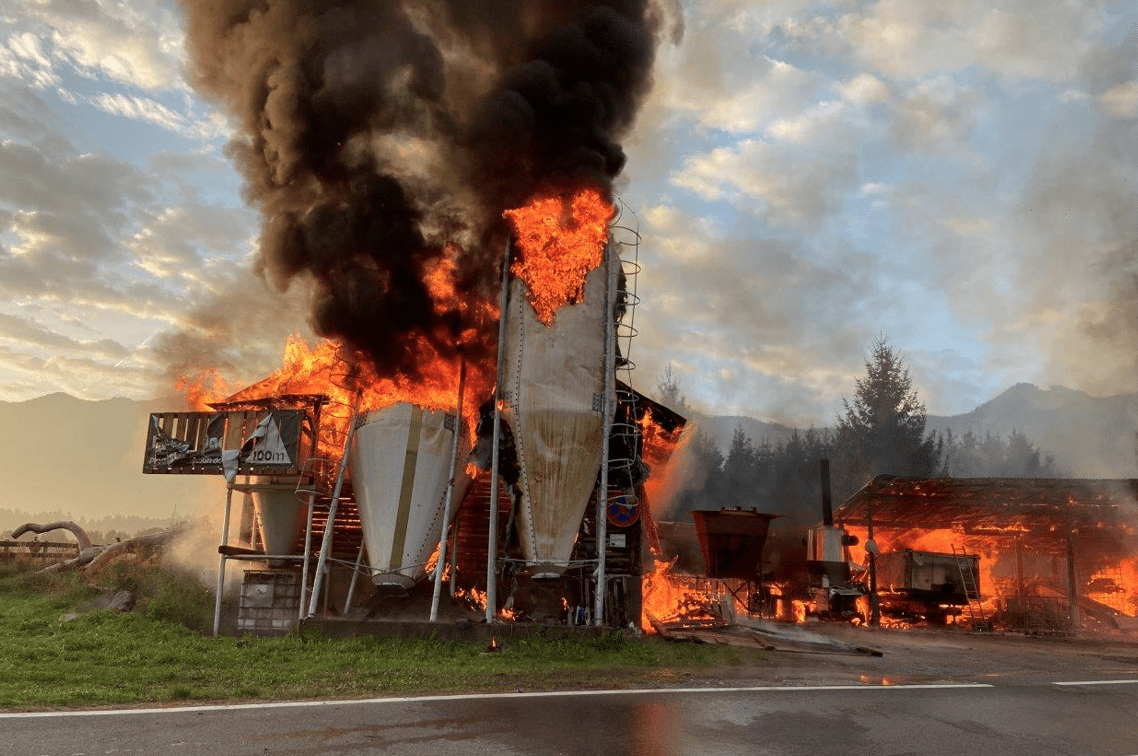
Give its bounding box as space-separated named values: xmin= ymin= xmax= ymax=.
xmin=431 ymin=360 xmax=467 ymax=621
xmin=306 ymin=395 xmax=362 ymax=618
xmin=299 ymin=490 xmax=316 ymax=622
xmin=1064 ymin=497 xmax=1080 ymax=631
xmin=594 ymin=242 xmax=617 ymax=627
xmin=212 ymin=484 xmax=235 ymax=637
xmin=448 ymin=506 xmax=460 ymax=598
xmin=486 ymin=239 xmax=511 ymax=624
xmin=867 ymin=497 xmax=880 ymax=627
xmin=343 ymin=539 xmax=366 ymax=614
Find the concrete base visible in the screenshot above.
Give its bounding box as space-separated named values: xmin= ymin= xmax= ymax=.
xmin=300 ymin=617 xmax=610 ymax=643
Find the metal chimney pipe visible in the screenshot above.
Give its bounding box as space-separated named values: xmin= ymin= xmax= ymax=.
xmin=820 ymin=458 xmax=833 ymax=526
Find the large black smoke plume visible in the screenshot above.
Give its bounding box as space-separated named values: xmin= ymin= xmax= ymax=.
xmin=170 ymin=0 xmax=670 ymax=381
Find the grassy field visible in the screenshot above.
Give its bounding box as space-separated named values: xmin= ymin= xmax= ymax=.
xmin=0 ymin=560 xmax=766 ymax=710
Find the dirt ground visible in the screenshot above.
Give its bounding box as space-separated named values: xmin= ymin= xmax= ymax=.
xmin=683 ymin=620 xmax=1138 ymax=686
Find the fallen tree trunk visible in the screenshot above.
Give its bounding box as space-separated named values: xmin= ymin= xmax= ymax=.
xmin=10 ymin=521 xmax=186 ymax=574
xmin=11 ymin=521 xmax=93 ymax=551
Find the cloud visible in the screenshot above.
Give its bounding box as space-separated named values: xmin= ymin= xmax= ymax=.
xmin=836 ymin=0 xmax=1103 ymax=83
xmin=3 ymin=0 xmax=1137 ymax=438
xmin=629 ymin=203 xmax=893 ymax=423
xmin=670 ymin=100 xmax=861 ymax=228
xmin=0 ymin=112 xmax=259 ymax=401
xmin=890 ymin=77 xmax=986 ymax=151
xmin=0 ymin=310 xmax=128 ymax=358
xmin=838 ymin=73 xmax=891 ymax=105
xmin=8 ymin=1 xmax=186 ymax=92
xmin=1 ymin=31 xmax=60 ymax=90
xmin=1099 ymin=81 xmax=1138 ymax=118
xmin=91 ymin=92 xmax=185 ymax=133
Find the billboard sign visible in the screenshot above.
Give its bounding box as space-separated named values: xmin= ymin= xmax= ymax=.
xmin=143 ymin=409 xmax=306 ymax=479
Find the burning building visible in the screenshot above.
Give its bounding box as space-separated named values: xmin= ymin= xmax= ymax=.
xmin=834 ymin=475 xmax=1138 ymax=634
xmin=144 ymin=208 xmax=690 ymax=635
xmin=146 ymin=2 xmax=684 ymax=635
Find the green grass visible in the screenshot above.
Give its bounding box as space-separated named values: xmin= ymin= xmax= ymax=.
xmin=0 ymin=560 xmax=766 ymax=710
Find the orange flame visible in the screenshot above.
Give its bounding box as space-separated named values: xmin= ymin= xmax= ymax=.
xmin=503 ymin=186 xmax=614 ymax=325
xmin=175 ymin=335 xmax=489 ymax=459
xmin=176 ymin=235 xmax=498 ymax=438
xmin=638 ymin=410 xmax=684 ymax=521
xmin=639 ymin=556 xmax=721 ymax=633
xmin=175 ymin=368 xmax=234 ymax=411
xmin=422 ymin=243 xmax=500 ymax=350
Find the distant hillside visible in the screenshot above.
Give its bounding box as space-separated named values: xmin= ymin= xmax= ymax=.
xmin=694 ymin=414 xmax=801 ymax=451
xmin=926 ymin=383 xmax=1138 ymax=478
xmin=0 ymin=393 xmax=223 ymax=521
xmin=692 ymin=384 xmax=1138 ymax=479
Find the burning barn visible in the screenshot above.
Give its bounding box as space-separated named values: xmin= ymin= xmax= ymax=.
xmin=150 ymin=0 xmax=683 ymax=636
xmin=144 ymin=215 xmax=689 ymax=636
xmin=834 ymin=475 xmax=1138 ymax=634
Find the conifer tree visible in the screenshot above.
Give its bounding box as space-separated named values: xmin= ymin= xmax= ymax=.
xmin=832 ymin=335 xmax=941 ymax=499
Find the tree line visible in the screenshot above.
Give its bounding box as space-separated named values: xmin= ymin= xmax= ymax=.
xmin=659 ymin=336 xmax=1059 ymax=523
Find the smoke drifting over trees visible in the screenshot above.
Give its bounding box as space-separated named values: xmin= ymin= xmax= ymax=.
xmin=665 ymin=337 xmax=1059 ymax=526
xmin=167 ymin=0 xmax=673 ymax=381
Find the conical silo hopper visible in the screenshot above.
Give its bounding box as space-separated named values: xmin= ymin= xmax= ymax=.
xmin=501 ymin=252 xmax=609 ymax=579
xmin=251 ymin=489 xmax=307 ymax=568
xmin=348 ymin=403 xmax=470 ymax=591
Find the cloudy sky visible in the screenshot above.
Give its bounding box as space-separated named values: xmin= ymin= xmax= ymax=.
xmin=2 ymin=1 xmax=1137 ymax=427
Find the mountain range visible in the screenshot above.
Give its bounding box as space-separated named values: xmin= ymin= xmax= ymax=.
xmin=0 ymin=393 xmax=222 ymax=523
xmin=2 ymin=383 xmax=1135 ymax=522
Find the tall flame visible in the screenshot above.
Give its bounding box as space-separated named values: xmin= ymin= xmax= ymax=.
xmin=503 ymin=186 xmax=615 ymax=325
xmin=177 ymin=335 xmax=488 ymax=457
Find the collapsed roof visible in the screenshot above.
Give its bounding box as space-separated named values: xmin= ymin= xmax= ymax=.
xmin=833 ymin=475 xmax=1138 ymax=540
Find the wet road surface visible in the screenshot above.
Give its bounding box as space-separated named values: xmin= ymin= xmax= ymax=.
xmin=5 ymin=677 xmax=1138 ymax=756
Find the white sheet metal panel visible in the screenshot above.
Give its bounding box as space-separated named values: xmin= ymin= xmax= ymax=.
xmin=502 ymin=256 xmax=608 ymax=578
xmin=349 ymin=403 xmax=470 ymax=589
xmin=252 ymin=489 xmax=307 ymax=567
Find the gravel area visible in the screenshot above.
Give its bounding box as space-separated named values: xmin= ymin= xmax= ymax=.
xmin=713 ymin=621 xmax=1138 ymax=686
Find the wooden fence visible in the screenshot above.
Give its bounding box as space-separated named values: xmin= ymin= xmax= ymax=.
xmin=0 ymin=540 xmax=80 ymax=563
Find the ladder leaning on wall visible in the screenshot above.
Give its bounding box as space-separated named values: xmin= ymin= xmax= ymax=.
xmin=952 ymin=543 xmax=989 ymax=631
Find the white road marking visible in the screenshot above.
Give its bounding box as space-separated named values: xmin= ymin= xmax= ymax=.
xmin=1053 ymin=679 xmax=1138 ymax=686
xmin=0 ymin=683 xmax=994 ymax=719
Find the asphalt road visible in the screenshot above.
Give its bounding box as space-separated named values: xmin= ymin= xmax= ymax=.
xmin=4 ymin=677 xmax=1138 ymax=756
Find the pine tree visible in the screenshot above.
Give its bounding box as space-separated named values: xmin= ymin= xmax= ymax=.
xmin=831 ymin=336 xmax=941 ymax=499
xmin=722 ymin=425 xmax=758 ymax=507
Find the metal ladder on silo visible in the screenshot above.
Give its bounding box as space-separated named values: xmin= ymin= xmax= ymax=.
xmin=608 ymin=200 xmax=643 ymax=525
xmin=592 ymin=201 xmax=642 ymax=626
xmin=952 ymin=544 xmax=988 ymax=631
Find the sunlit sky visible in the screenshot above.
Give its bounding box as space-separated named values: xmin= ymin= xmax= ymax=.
xmin=2 ymin=1 xmax=1137 ymax=427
